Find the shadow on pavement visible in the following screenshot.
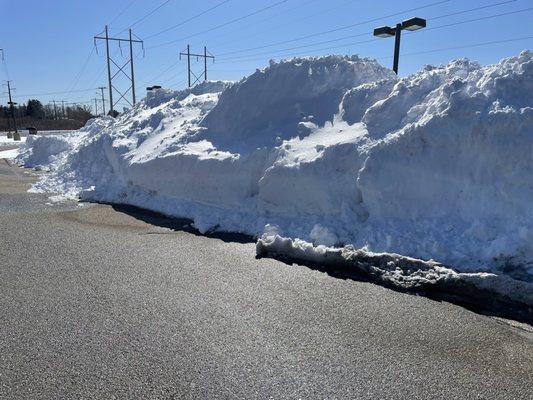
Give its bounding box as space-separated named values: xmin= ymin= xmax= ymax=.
xmin=256 ymin=251 xmax=533 ymax=326
xmin=100 ymin=202 xmax=532 ymax=327
xmin=110 ymin=203 xmax=255 ymax=244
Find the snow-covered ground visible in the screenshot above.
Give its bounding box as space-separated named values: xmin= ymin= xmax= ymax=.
xmin=0 ymin=148 xmax=20 ymax=159
xmin=15 ymin=52 xmax=533 ymax=303
xmin=0 ymin=135 xmax=26 ymax=148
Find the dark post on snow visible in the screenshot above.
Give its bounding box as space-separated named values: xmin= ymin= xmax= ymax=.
xmin=373 ymin=17 xmax=426 ymax=74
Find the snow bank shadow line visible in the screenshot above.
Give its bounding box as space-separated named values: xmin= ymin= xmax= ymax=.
xmin=256 ymin=249 xmax=533 ymax=326
xmin=108 ymin=203 xmax=255 ymax=244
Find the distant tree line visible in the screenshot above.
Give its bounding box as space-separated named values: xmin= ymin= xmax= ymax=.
xmin=0 ymin=99 xmax=94 ymax=131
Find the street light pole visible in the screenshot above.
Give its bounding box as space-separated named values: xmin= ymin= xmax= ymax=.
xmin=392 ymin=23 xmax=402 ymax=75
xmin=374 ymin=17 xmax=426 ymax=74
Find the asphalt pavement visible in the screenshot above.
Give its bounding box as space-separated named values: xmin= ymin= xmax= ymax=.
xmin=0 ymin=160 xmax=532 ymax=399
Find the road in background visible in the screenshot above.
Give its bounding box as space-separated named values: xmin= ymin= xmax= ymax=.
xmin=0 ymin=161 xmax=532 ymax=399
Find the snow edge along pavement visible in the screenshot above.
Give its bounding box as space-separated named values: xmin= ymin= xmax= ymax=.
xmin=256 ymin=234 xmax=533 ymax=323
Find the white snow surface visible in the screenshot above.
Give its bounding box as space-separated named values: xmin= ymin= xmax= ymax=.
xmin=0 ymin=135 xmax=26 ymax=147
xmin=16 ymin=52 xmax=533 ymax=282
xmin=0 ymin=148 xmax=20 ymax=159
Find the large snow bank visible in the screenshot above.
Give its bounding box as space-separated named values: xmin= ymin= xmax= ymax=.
xmin=16 ymin=52 xmax=533 ymax=284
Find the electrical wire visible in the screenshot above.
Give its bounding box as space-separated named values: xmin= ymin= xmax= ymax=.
xmin=215 ymin=0 xmax=450 ymax=57
xmin=141 ymin=60 xmax=181 ymax=87
xmin=147 ymin=0 xmax=292 ymax=50
xmin=206 ymin=0 xmax=323 ymax=47
xmin=144 ymin=0 xmax=232 ymax=40
xmin=115 ymin=0 xmax=173 ymax=35
xmin=17 ymin=88 xmax=100 ymax=98
xmin=217 ymin=0 xmax=516 ymax=57
xmin=381 ymin=35 xmax=533 ymax=59
xmin=64 ymin=47 xmax=96 ymax=96
xmin=217 ymin=3 xmax=533 ymax=62
xmin=109 ymin=0 xmax=139 ymax=27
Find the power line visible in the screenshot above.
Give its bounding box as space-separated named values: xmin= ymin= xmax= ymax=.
xmin=142 ymin=0 xmax=450 ymax=82
xmin=147 ymin=0 xmax=292 ymax=50
xmin=160 ymin=68 xmax=186 ymax=85
xmin=216 ymin=37 xmax=379 ymax=64
xmin=412 ymin=6 xmax=533 ymax=34
xmin=215 ymin=0 xmax=450 ymax=57
xmin=217 ymin=0 xmax=517 ymax=57
xmin=381 ymin=35 xmax=533 ymax=59
xmin=205 ymin=0 xmax=323 ymax=47
xmin=220 ymin=34 xmax=533 ymax=67
xmin=109 ymin=0 xmax=139 ymax=27
xmin=65 ymin=47 xmax=96 ymax=95
xmin=115 ymin=0 xmax=173 ymax=35
xmin=16 ymin=88 xmax=100 ymax=97
xmin=142 ymin=60 xmax=181 ymax=87
xmin=144 ymin=0 xmax=232 ymax=40
xmin=217 ymin=3 xmax=533 ymax=63
xmin=431 ymin=0 xmax=516 ymax=20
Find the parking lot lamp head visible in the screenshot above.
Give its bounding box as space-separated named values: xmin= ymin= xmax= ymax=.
xmin=402 ymin=17 xmax=427 ymax=31
xmin=373 ymin=26 xmax=395 ymax=38
xmin=373 ymin=17 xmax=426 ymax=75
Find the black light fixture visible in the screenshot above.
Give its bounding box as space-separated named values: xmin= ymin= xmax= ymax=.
xmin=373 ymin=17 xmax=426 ymax=74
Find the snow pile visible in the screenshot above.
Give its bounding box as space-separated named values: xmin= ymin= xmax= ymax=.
xmin=16 ymin=52 xmax=533 ymax=284
xmin=17 ymin=118 xmax=114 ymax=171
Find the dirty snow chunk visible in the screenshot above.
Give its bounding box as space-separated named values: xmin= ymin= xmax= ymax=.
xmin=256 ymin=234 xmax=533 ymax=309
xmin=310 ymin=224 xmax=338 ymax=247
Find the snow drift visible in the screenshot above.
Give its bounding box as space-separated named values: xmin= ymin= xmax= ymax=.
xmin=16 ymin=52 xmax=533 ymax=287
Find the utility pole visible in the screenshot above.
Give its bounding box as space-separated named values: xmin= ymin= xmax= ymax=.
xmin=52 ymin=100 xmax=58 ymax=120
xmin=204 ymin=46 xmax=208 ymax=81
xmin=179 ymin=45 xmax=214 ymax=88
xmin=184 ymin=44 xmax=191 ymax=88
xmin=97 ymin=86 xmax=106 ymax=115
xmin=104 ymin=26 xmax=113 ymax=115
xmin=6 ymin=81 xmax=19 ymax=141
xmin=129 ymin=29 xmax=136 ymax=105
xmin=94 ymin=26 xmax=144 ymax=116
xmin=61 ymin=100 xmax=66 ymax=119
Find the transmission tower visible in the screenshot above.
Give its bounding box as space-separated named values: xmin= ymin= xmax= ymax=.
xmin=179 ymin=45 xmax=215 ymax=88
xmin=94 ymin=26 xmax=144 ymax=115
xmin=97 ymin=86 xmax=106 ymax=115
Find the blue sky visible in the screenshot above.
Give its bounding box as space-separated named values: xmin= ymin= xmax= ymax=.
xmin=1 ymin=0 xmax=531 ymax=109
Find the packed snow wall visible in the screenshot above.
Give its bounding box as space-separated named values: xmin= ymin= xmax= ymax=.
xmin=17 ymin=52 xmax=533 ymax=280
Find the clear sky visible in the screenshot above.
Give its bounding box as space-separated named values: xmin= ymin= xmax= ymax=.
xmin=1 ymin=0 xmax=531 ymax=110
